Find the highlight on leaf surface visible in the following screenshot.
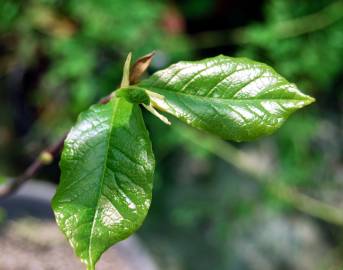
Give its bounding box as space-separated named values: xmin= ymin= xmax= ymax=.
xmin=139 ymin=55 xmax=315 ymax=142
xmin=52 ymin=97 xmax=155 ymax=270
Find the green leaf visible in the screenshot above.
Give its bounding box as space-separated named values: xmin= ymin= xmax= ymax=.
xmin=52 ymin=97 xmax=155 ymax=270
xmin=139 ymin=55 xmax=315 ymax=141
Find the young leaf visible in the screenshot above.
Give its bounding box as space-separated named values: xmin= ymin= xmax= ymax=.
xmin=139 ymin=55 xmax=315 ymax=141
xmin=52 ymin=97 xmax=155 ymax=270
xmin=121 ymin=52 xmax=132 ymax=88
xmin=130 ymin=51 xmax=155 ymax=84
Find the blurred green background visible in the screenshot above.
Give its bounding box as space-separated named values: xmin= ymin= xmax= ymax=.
xmin=0 ymin=0 xmax=342 ymax=269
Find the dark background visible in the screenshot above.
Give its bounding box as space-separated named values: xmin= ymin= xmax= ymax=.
xmin=0 ymin=0 xmax=342 ymax=269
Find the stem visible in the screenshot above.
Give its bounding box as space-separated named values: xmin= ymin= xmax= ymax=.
xmin=0 ymin=93 xmax=114 ymax=199
xmin=0 ymin=134 xmax=66 ymax=198
xmin=87 ymin=264 xmax=95 ymax=270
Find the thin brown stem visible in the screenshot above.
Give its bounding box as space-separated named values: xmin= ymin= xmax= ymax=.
xmin=0 ymin=94 xmax=114 ymax=199
xmin=0 ymin=134 xmax=66 ymax=198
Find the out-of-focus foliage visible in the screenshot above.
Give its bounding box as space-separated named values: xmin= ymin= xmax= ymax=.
xmin=0 ymin=208 xmax=6 ymax=224
xmin=0 ymin=0 xmax=191 ymax=142
xmin=0 ymin=0 xmax=190 ymax=174
xmin=0 ymin=0 xmax=342 ymax=270
xmin=236 ymin=0 xmax=343 ymax=92
xmin=234 ymin=0 xmax=343 ymax=192
xmin=142 ymin=1 xmax=343 ymax=270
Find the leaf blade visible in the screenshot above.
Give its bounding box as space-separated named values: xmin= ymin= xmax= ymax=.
xmin=52 ymin=97 xmax=154 ymax=269
xmin=139 ymin=55 xmax=314 ymax=141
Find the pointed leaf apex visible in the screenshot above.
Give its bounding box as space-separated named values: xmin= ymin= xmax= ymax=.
xmin=121 ymin=52 xmax=132 ymax=88
xmin=130 ymin=51 xmax=155 ymax=84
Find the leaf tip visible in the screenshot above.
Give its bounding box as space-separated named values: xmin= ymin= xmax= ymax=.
xmin=302 ymin=94 xmax=316 ymax=107
xmin=307 ymin=96 xmax=316 ymax=104
xmin=130 ymin=51 xmax=156 ymax=84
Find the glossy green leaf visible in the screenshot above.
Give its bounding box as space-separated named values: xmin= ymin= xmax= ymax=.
xmin=52 ymin=97 xmax=154 ymax=270
xmin=139 ymin=55 xmax=315 ymax=141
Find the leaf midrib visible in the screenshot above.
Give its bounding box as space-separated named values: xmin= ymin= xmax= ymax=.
xmin=88 ymin=97 xmax=120 ymax=267
xmin=141 ymin=85 xmax=312 ymax=103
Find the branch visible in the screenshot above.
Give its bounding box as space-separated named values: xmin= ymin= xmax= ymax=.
xmin=0 ymin=96 xmax=110 ymax=198
xmin=0 ymin=134 xmax=67 ymax=198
